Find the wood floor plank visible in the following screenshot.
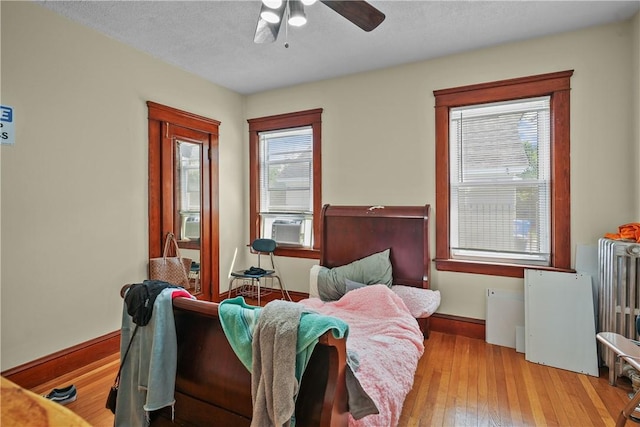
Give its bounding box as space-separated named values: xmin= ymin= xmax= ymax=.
xmin=500 ymin=346 xmax=525 ymax=425
xmin=547 ymin=361 xmax=583 ymax=425
xmin=560 ymin=368 xmax=603 ymax=427
xmin=406 ymin=332 xmax=440 ymax=420
xmin=528 ymin=357 xmax=562 ymax=426
xmin=411 ymin=331 xmax=445 ymax=424
xmin=589 ymin=368 xmax=634 ymax=418
xmin=491 ymin=344 xmax=512 ymax=425
xmin=579 ymin=373 xmax=616 ymax=427
xmin=516 ymin=352 xmax=547 ymax=426
xmin=30 ymin=353 xmax=118 ymax=427
xmin=464 ymin=336 xmax=480 ymax=426
xmin=428 ymin=333 xmax=455 ymax=425
xmin=446 ymin=335 xmax=466 ymax=426
xmin=474 ymin=336 xmax=490 ymax=427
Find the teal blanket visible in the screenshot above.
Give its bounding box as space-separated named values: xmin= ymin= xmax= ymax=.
xmin=220 ymin=297 xmax=377 ymax=425
xmin=219 ymin=296 xmax=349 ymax=381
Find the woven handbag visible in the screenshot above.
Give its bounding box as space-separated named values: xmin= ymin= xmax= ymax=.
xmin=149 ymin=232 xmax=192 ymax=288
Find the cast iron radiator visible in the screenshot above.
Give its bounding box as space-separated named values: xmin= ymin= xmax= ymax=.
xmin=598 ymin=238 xmax=640 ymax=384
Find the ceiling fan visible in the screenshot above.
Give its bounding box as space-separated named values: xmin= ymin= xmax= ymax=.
xmin=254 ymin=0 xmax=386 ymax=44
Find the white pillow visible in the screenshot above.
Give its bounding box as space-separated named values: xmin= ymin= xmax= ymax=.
xmin=391 ymin=285 xmax=441 ymax=318
xmin=309 ymin=264 xmax=322 ymax=299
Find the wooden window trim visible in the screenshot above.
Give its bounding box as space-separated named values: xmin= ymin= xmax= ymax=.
xmin=248 ymin=108 xmax=322 ymax=259
xmin=433 ymin=70 xmax=574 ymax=278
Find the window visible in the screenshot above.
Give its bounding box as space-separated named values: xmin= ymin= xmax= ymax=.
xmin=248 ymin=109 xmax=322 ymax=258
xmin=434 ymin=71 xmax=573 ymax=278
xmin=177 ymin=141 xmax=201 ymax=241
xmin=259 ymin=127 xmax=313 ymax=247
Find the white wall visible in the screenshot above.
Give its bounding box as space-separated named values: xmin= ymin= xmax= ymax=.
xmin=0 ymin=2 xmax=246 ymax=370
xmin=246 ymin=16 xmax=640 ymax=319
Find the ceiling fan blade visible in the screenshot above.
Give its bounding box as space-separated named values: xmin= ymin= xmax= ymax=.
xmin=253 ymin=3 xmax=286 ymax=43
xmin=320 ymin=0 xmax=385 ymax=32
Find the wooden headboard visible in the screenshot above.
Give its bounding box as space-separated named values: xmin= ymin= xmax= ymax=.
xmin=320 ymin=204 xmax=431 ymax=290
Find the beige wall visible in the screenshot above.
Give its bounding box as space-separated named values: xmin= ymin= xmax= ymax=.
xmin=633 ymin=12 xmax=640 ymax=218
xmin=1 ymin=1 xmax=638 ymax=370
xmin=247 ymin=16 xmax=640 ymax=319
xmin=0 ymin=2 xmax=3 ymax=361
xmin=0 ymin=2 xmax=246 ymax=370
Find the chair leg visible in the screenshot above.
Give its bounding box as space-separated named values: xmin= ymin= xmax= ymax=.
xmin=256 ymin=278 xmax=261 ymax=307
xmin=610 ymin=350 xmax=619 ymax=385
xmin=227 ymin=278 xmax=235 ymax=299
xmin=274 ymin=275 xmax=291 ymax=301
xmin=268 ymin=252 xmax=291 ymax=301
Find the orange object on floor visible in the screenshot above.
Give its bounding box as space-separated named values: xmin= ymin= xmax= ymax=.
xmin=604 ymin=222 xmax=640 ymax=243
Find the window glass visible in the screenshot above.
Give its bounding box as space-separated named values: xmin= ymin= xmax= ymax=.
xmin=248 ymin=108 xmax=322 ymax=258
xmin=449 ymin=97 xmax=551 ymax=265
xmin=259 ymin=127 xmax=312 ymax=213
xmin=433 ymin=70 xmax=573 ymax=278
xmin=176 ymin=140 xmax=201 ymax=242
xmin=258 ymin=127 xmax=313 ymax=247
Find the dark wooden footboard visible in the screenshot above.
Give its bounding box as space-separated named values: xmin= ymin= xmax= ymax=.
xmin=138 ymin=296 xmax=348 ymax=427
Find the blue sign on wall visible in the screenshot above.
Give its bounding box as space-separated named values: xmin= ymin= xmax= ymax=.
xmin=1 ymin=105 xmax=15 ymax=145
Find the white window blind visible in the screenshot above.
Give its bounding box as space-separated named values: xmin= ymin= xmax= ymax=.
xmin=258 ymin=126 xmax=313 ymax=246
xmin=449 ymin=97 xmax=551 ymax=265
xmin=259 ymin=126 xmax=313 ymax=213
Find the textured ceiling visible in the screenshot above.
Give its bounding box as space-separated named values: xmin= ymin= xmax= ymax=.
xmin=37 ymin=0 xmax=640 ymax=95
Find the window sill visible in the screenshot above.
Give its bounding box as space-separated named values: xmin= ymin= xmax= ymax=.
xmin=274 ymin=247 xmax=320 ymax=260
xmin=177 ymin=240 xmax=201 ymax=250
xmin=434 ymin=258 xmax=575 ymax=278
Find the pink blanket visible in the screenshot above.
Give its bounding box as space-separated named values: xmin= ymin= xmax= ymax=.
xmin=299 ymin=285 xmax=424 ymax=427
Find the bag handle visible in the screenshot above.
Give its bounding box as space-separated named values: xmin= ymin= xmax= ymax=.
xmin=112 ymin=324 xmax=139 ymax=388
xmin=162 ymin=232 xmax=182 ymax=259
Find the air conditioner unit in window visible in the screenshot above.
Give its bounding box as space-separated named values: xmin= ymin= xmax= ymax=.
xmin=272 ymin=219 xmax=303 ymax=247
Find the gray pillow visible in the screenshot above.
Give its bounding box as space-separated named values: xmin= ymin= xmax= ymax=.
xmin=345 ymin=278 xmax=367 ymax=292
xmin=317 ymin=249 xmax=393 ymax=301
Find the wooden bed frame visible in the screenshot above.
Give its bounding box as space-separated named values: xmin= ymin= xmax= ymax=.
xmin=320 ymin=204 xmax=432 ymax=337
xmin=146 ymin=297 xmax=349 ymax=427
xmin=126 ymin=204 xmax=431 ymax=426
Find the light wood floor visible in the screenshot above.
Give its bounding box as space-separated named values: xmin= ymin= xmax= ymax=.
xmin=30 ymin=332 xmax=634 ymax=427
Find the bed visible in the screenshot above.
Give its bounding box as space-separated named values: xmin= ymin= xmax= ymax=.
xmin=121 ymin=204 xmax=438 ymax=427
xmin=313 ymin=204 xmax=436 ymax=338
xmin=301 ymin=204 xmax=438 ymax=426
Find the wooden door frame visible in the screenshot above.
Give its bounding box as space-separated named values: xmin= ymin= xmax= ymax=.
xmin=147 ymin=101 xmax=220 ymax=301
